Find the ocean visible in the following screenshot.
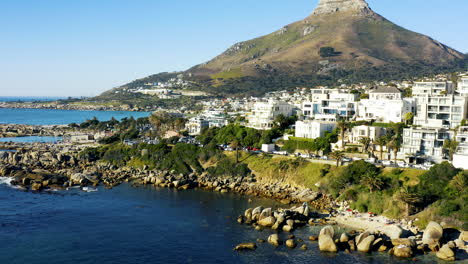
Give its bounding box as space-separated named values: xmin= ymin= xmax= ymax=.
xmin=0 ymin=96 xmax=67 ymax=102
xmin=0 ymin=108 xmax=150 ymax=126
xmin=0 ymin=108 xmax=442 ymax=263
xmin=0 ymin=183 xmax=439 ymax=264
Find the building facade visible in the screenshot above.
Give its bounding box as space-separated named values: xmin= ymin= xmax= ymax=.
xmin=412 ymin=81 xmax=454 ymax=97
xmin=453 ymin=126 xmax=468 ymax=169
xmin=413 ymin=95 xmax=467 ymax=129
xmin=247 ymin=100 xmax=294 ymax=130
xmin=399 ymin=127 xmax=454 ymax=162
xmin=350 ymin=125 xmax=386 ymax=144
xmin=295 ymin=120 xmax=337 ymax=139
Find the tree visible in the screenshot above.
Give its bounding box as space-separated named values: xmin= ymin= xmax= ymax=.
xmin=397 ymin=188 xmax=423 ymax=216
xmin=337 ymin=119 xmax=349 ymax=150
xmin=360 ymin=171 xmax=385 ymax=193
xmin=374 ymin=136 xmax=387 ymax=161
xmin=403 ymin=112 xmax=414 ymax=125
xmin=358 ymin=137 xmax=372 ymax=156
xmin=449 ymin=171 xmax=467 ymax=193
xmin=319 ymin=47 xmax=336 ymax=57
xmin=230 ymin=140 xmax=240 ymax=164
xmin=443 ymin=139 xmax=459 ymax=161
xmin=329 ymin=151 xmax=345 ymax=167
xmin=387 ymin=138 xmax=401 ymax=163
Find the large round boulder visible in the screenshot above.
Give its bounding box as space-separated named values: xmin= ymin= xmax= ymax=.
xmin=357 ymin=235 xmax=375 ymax=253
xmin=392 ymin=245 xmax=413 ymax=258
xmin=258 ymin=216 xmax=276 ymax=227
xmin=436 ymin=244 xmax=455 ymax=261
xmin=268 ymin=234 xmax=280 ymax=247
xmin=422 ymin=221 xmax=443 ymax=247
xmin=319 ymin=226 xmax=337 ymax=252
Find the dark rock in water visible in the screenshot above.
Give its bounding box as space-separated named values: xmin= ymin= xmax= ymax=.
xmin=234 ymin=242 xmax=257 ymax=251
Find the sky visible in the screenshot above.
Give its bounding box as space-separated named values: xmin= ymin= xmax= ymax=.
xmin=0 ymin=0 xmax=467 ymax=97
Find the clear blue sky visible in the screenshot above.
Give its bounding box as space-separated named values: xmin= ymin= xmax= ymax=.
xmin=1 ymin=0 xmax=467 ymax=97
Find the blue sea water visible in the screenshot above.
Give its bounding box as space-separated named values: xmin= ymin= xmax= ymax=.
xmin=0 ymin=136 xmax=62 ymax=143
xmin=0 ymin=108 xmax=150 ymax=125
xmin=0 ymin=183 xmax=439 ymax=264
xmin=0 ymin=96 xmax=66 ymax=102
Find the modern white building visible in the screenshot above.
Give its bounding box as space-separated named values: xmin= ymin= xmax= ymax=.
xmin=399 ymin=127 xmax=454 ymax=162
xmin=412 ymin=81 xmax=454 ymax=97
xmin=301 ymin=90 xmax=358 ymax=120
xmin=457 ymin=76 xmax=468 ymax=96
xmin=414 ymin=94 xmax=468 ymax=129
xmin=247 ymin=100 xmax=294 ymax=130
xmin=350 ymin=125 xmax=386 ymax=144
xmin=453 ymin=126 xmax=468 ymax=169
xmin=295 ymin=120 xmax=336 ymax=139
xmin=356 ymin=86 xmax=414 ymax=123
xmin=185 ymin=117 xmax=209 ymax=136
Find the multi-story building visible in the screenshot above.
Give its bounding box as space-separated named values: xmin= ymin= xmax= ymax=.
xmin=301 ymin=90 xmax=358 ymax=120
xmin=453 ymin=126 xmax=468 ymax=170
xmin=412 ymin=81 xmax=454 ymax=97
xmin=295 ymin=120 xmax=336 ymax=139
xmin=349 ymin=125 xmax=386 ymax=144
xmin=247 ymin=100 xmax=294 ymax=130
xmin=356 ymin=86 xmax=414 ymax=123
xmin=399 ymin=127 xmax=454 ymax=162
xmin=457 ymin=76 xmax=468 ymax=96
xmin=185 ymin=117 xmax=209 ymax=136
xmin=413 ymin=95 xmax=468 ymax=129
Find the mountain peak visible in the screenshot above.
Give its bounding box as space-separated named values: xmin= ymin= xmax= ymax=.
xmin=312 ymin=0 xmax=371 ymax=16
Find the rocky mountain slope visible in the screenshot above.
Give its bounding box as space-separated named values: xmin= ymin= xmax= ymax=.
xmin=97 ymin=0 xmax=466 ymax=99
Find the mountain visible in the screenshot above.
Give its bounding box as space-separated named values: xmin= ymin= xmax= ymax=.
xmin=98 ymin=0 xmax=466 ymax=99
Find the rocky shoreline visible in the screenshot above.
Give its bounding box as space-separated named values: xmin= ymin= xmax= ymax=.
xmin=0 ymin=124 xmax=68 ymax=138
xmin=0 ymin=102 xmax=146 ymax=112
xmin=0 ymin=142 xmax=467 ymax=261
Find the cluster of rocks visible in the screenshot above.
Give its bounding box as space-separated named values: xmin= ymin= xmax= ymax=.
xmin=316 ymin=221 xmax=467 ymax=261
xmin=0 ymin=102 xmax=142 ymax=112
xmin=0 ymin=145 xmax=335 ymax=211
xmin=0 ymin=124 xmax=65 ymax=138
xmin=238 ymin=203 xmax=315 ymax=232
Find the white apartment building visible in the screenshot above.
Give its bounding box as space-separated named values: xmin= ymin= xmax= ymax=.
xmin=350 ymin=125 xmax=386 ymax=144
xmin=399 ymin=127 xmax=454 ymax=162
xmin=457 ymin=76 xmax=468 ymax=96
xmin=412 ymin=81 xmax=454 ymax=97
xmin=301 ymin=90 xmax=358 ymax=120
xmin=186 ymin=117 xmax=209 ymax=136
xmin=295 ymin=120 xmax=336 ymax=139
xmin=414 ymin=95 xmax=467 ymax=129
xmin=453 ymin=126 xmax=468 ymax=170
xmin=247 ymin=100 xmax=294 ymax=130
xmin=356 ymin=86 xmax=414 ymax=123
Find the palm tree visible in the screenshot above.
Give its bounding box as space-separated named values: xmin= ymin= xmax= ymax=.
xmin=358 ymin=137 xmax=372 ymax=156
xmin=360 ymin=171 xmax=385 ymax=193
xmin=387 ymin=138 xmax=401 ymax=163
xmin=403 ymin=112 xmax=414 ymax=126
xmin=374 ymin=136 xmax=387 ymax=161
xmin=337 ymin=119 xmax=349 ymax=150
xmin=329 ymin=151 xmax=345 ymax=167
xmin=443 ymin=139 xmax=459 ymax=161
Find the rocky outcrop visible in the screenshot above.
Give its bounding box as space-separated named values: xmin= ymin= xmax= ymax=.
xmin=268 ymin=234 xmax=280 ymax=247
xmin=422 ymin=222 xmax=443 ymax=249
xmin=319 ymin=226 xmax=337 ymax=252
xmin=312 ymin=0 xmax=371 ymax=16
xmin=357 ymin=235 xmax=375 ymax=253
xmin=436 ymin=244 xmax=455 ymax=261
xmin=234 ymin=242 xmax=257 ymax=251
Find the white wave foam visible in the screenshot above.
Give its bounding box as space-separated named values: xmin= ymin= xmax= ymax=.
xmin=0 ymin=177 xmax=13 ymax=186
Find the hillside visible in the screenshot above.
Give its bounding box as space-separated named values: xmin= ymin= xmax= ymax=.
xmin=95 ymin=0 xmax=467 ymax=100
